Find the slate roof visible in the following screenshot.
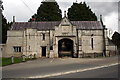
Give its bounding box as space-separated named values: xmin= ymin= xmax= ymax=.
xmin=11 ymin=21 xmax=103 ymax=30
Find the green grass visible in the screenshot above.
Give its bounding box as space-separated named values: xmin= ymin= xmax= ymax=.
xmin=1 ymin=57 xmax=36 ymax=66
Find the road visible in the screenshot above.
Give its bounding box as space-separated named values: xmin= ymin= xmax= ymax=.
xmin=2 ymin=56 xmax=119 ymax=78
xmin=50 ymin=64 xmax=119 ymax=78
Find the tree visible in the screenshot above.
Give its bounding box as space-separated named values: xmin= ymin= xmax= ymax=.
xmin=112 ymin=32 xmax=120 ymax=46
xmin=67 ymin=2 xmax=97 ymax=21
xmin=29 ymin=1 xmax=62 ymax=21
xmin=0 ymin=1 xmax=11 ymax=43
xmin=2 ymin=15 xmax=11 ymax=43
xmin=112 ymin=32 xmax=120 ymax=51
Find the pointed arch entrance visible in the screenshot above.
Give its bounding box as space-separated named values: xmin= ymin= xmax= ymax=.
xmin=58 ymin=38 xmax=73 ymax=57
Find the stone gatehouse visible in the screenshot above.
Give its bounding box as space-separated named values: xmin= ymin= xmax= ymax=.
xmin=1 ymin=16 xmax=116 ymax=58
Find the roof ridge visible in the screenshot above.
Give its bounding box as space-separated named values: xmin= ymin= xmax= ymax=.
xmin=12 ymin=21 xmax=103 ymax=30
xmin=14 ymin=21 xmax=100 ymax=23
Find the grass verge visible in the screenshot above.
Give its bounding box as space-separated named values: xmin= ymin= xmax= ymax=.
xmin=1 ymin=57 xmax=36 ymax=66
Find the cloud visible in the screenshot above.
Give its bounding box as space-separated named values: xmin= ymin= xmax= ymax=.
xmin=3 ymin=0 xmax=42 ymax=22
xmin=118 ymin=1 xmax=120 ymax=33
xmin=87 ymin=2 xmax=118 ymax=32
xmin=104 ymin=12 xmax=118 ymax=32
xmin=87 ymin=2 xmax=118 ymax=17
xmin=104 ymin=12 xmax=118 ymax=38
xmin=2 ymin=0 xmax=119 ymax=32
xmin=86 ymin=0 xmax=119 ymax=2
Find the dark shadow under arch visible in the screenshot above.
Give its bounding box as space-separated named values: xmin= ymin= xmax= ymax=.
xmin=58 ymin=38 xmax=73 ymax=57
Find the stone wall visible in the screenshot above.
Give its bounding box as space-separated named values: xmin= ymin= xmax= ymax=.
xmin=5 ymin=30 xmax=23 ymax=57
xmin=3 ymin=17 xmax=113 ymax=58
xmin=78 ymin=30 xmax=104 ymax=57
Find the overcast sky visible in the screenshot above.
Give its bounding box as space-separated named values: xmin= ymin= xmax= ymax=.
xmin=2 ymin=0 xmax=120 ymax=36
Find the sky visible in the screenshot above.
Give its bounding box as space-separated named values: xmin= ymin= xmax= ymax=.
xmin=2 ymin=0 xmax=120 ymax=37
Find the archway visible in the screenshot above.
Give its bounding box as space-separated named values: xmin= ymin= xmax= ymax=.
xmin=58 ymin=38 xmax=73 ymax=57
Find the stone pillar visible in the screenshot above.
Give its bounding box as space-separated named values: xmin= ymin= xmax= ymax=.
xmin=22 ymin=55 xmax=25 ymax=61
xmin=73 ymin=38 xmax=77 ymax=57
xmin=73 ymin=45 xmax=77 ymax=58
xmin=54 ymin=37 xmax=58 ymax=58
xmin=11 ymin=56 xmax=14 ymax=63
xmin=56 ymin=44 xmax=58 ymax=57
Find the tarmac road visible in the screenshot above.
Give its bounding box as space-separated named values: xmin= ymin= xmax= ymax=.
xmin=2 ymin=56 xmax=119 ymax=78
xmin=50 ymin=64 xmax=119 ymax=78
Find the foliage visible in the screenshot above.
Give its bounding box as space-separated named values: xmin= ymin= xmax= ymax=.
xmin=29 ymin=1 xmax=62 ymax=22
xmin=2 ymin=15 xmax=12 ymax=43
xmin=67 ymin=2 xmax=97 ymax=21
xmin=1 ymin=57 xmax=22 ymax=66
xmin=112 ymin=32 xmax=120 ymax=49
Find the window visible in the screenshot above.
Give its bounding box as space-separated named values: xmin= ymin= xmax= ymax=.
xmin=13 ymin=46 xmax=21 ymax=52
xmin=42 ymin=33 xmax=45 ymax=40
xmin=29 ymin=34 xmax=30 ymax=39
xmin=91 ymin=38 xmax=94 ymax=50
xmin=50 ymin=46 xmax=53 ymax=50
xmin=29 ymin=46 xmax=30 ymax=50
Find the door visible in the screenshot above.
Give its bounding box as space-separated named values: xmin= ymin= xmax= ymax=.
xmin=42 ymin=47 xmax=46 ymax=57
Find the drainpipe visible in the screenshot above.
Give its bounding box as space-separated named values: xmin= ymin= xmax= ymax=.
xmin=103 ymin=26 xmax=106 ymax=57
xmin=48 ymin=29 xmax=50 ymax=58
xmin=76 ymin=29 xmax=79 ymax=58
xmin=25 ymin=29 xmax=28 ymax=57
xmin=100 ymin=15 xmax=106 ymax=57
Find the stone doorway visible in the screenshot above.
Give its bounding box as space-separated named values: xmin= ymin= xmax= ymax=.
xmin=42 ymin=46 xmax=46 ymax=57
xmin=58 ymin=38 xmax=73 ymax=57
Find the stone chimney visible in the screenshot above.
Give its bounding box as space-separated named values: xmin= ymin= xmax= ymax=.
xmin=64 ymin=11 xmax=66 ymax=17
xmin=13 ymin=16 xmax=15 ymax=22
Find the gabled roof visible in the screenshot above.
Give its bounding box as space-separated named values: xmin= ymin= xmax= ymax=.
xmin=72 ymin=21 xmax=103 ymax=30
xmin=11 ymin=22 xmax=60 ymax=30
xmin=11 ymin=21 xmax=103 ymax=30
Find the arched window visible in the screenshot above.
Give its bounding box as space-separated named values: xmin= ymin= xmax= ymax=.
xmin=91 ymin=34 xmax=94 ymax=50
xmin=50 ymin=46 xmax=53 ymax=50
xmin=42 ymin=33 xmax=45 ymax=40
xmin=91 ymin=38 xmax=93 ymax=50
